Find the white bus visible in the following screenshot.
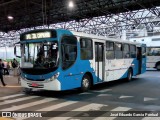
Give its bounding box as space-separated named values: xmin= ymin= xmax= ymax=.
xmin=129 ymin=35 xmax=160 ymax=70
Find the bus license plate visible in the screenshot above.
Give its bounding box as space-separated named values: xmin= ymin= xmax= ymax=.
xmin=31 ymin=83 xmax=39 ymax=87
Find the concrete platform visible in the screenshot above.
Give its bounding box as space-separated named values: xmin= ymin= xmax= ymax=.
xmin=0 ymin=75 xmax=21 ymax=97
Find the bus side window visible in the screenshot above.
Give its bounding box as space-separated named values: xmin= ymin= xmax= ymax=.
xmin=80 ymin=38 xmax=93 ymax=60
xmin=147 ymin=47 xmax=160 ymax=56
xmin=106 ymin=41 xmax=114 ymax=59
xmin=115 ymin=43 xmax=123 ymax=59
xmin=130 ymin=45 xmax=136 ymax=58
xmin=69 ymin=47 xmax=77 ymax=61
xmin=123 ymin=44 xmax=130 ymax=58
xmin=61 ymin=36 xmax=77 ymax=70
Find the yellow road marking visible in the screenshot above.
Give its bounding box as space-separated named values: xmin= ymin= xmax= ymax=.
xmin=0 ymin=117 xmax=14 ymax=120
xmin=0 ymin=86 xmax=21 ymax=88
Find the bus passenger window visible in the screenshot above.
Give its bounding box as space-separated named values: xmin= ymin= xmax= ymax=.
xmin=115 ymin=43 xmax=123 ymax=59
xmin=148 ymin=47 xmax=160 ymax=56
xmin=61 ymin=36 xmax=77 ymax=70
xmin=80 ymin=38 xmax=93 ymax=60
xmin=123 ymin=44 xmax=130 ymax=58
xmin=106 ymin=41 xmax=114 ymax=59
xmin=130 ymin=45 xmax=136 ymax=58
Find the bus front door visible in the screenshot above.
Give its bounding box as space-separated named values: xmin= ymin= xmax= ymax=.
xmin=95 ymin=42 xmax=104 ymax=82
xmin=137 ymin=47 xmax=142 ymax=74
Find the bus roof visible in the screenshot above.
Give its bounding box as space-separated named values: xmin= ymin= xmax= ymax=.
xmin=71 ymin=30 xmax=142 ymax=46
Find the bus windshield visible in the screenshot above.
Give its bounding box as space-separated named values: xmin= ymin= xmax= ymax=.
xmin=21 ymin=41 xmax=58 ymax=69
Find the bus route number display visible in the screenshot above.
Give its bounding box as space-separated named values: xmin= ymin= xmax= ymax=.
xmin=25 ymin=32 xmax=51 ymax=40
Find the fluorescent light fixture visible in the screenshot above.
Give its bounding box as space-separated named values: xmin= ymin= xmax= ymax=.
xmin=7 ymin=15 xmax=13 ymax=20
xmin=68 ymin=1 xmax=74 ymax=8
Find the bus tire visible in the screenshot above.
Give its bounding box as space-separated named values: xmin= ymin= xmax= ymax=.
xmin=156 ymin=63 xmax=160 ymax=71
xmin=126 ymin=69 xmax=132 ymax=81
xmin=81 ymin=74 xmax=91 ymax=92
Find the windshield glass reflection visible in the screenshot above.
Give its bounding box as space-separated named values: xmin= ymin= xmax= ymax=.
xmin=22 ymin=41 xmax=58 ymax=68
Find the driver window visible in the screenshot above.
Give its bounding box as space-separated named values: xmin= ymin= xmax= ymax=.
xmin=48 ymin=44 xmax=58 ymax=61
xmin=36 ymin=43 xmax=45 ymax=65
xmin=35 ymin=42 xmax=58 ymax=68
xmin=61 ymin=36 xmax=77 ymax=70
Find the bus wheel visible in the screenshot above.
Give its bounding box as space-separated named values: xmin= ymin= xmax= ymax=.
xmin=156 ymin=64 xmax=160 ymax=71
xmin=81 ymin=74 xmax=91 ymax=92
xmin=126 ymin=69 xmax=132 ymax=81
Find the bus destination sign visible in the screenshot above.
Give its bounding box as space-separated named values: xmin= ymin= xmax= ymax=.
xmin=25 ymin=31 xmax=51 ymax=40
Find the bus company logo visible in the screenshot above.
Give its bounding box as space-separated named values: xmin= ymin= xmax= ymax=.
xmin=2 ymin=112 xmax=11 ymax=117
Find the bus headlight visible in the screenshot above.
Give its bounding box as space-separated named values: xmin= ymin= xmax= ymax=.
xmin=49 ymin=72 xmax=60 ymax=81
xmin=53 ymin=72 xmax=59 ymax=79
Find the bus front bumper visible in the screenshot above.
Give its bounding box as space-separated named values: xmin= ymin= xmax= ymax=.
xmin=20 ymin=78 xmax=61 ymax=91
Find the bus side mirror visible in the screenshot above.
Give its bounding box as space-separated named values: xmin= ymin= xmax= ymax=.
xmin=14 ymin=43 xmax=21 ymax=58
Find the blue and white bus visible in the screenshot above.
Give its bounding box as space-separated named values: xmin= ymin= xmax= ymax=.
xmin=15 ymin=29 xmax=146 ymax=92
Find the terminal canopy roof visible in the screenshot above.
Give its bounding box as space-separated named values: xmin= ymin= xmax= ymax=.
xmin=0 ymin=0 xmax=160 ymax=32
